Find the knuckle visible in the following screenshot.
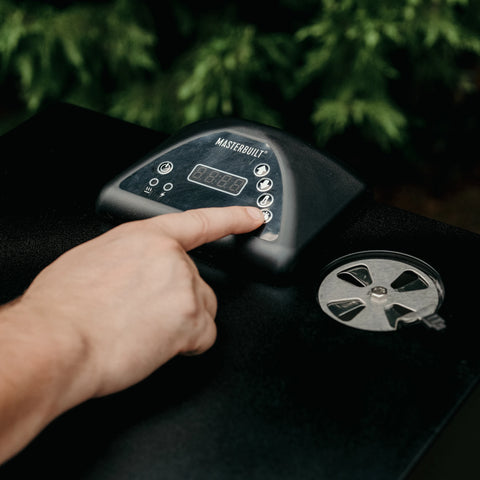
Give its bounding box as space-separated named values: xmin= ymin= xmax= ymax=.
xmin=177 ymin=286 xmax=203 ymax=322
xmin=181 ymin=295 xmax=202 ymax=320
xmin=178 ymin=275 xmax=210 ymax=321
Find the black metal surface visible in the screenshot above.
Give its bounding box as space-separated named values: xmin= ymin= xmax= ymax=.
xmin=1 ymin=103 xmax=480 ymax=479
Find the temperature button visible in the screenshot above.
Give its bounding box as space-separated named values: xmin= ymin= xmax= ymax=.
xmin=257 ymin=193 xmax=274 ymax=208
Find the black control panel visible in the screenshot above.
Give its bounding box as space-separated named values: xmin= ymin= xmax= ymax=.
xmin=96 ymin=118 xmax=366 ymax=273
xmin=117 ymin=130 xmax=283 ymax=241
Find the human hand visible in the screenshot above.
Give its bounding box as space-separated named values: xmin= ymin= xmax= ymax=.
xmin=0 ymin=206 xmax=263 ymax=463
xmin=16 ymin=206 xmax=264 ymax=399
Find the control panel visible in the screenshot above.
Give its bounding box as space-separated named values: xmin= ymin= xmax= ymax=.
xmin=96 ymin=118 xmax=366 ymax=273
xmin=116 ymin=130 xmax=283 ymax=241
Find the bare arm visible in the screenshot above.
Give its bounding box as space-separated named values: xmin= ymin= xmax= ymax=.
xmin=0 ymin=206 xmax=263 ymax=464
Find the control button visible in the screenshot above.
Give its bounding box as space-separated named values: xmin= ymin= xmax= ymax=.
xmin=148 ymin=177 xmax=160 ymax=187
xmin=256 ymin=178 xmax=273 ymax=192
xmin=254 ymin=163 xmax=270 ymax=177
xmin=163 ymin=182 xmax=173 ymax=191
xmin=157 ymin=161 xmax=173 ymax=175
xmin=261 ymin=209 xmax=273 ymax=224
xmin=257 ymin=193 xmax=274 ymax=208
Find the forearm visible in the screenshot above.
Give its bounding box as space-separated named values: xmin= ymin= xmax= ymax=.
xmin=0 ymin=301 xmax=93 ymax=464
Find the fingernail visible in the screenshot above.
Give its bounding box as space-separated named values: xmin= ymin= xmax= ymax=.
xmin=246 ymin=207 xmax=264 ymax=223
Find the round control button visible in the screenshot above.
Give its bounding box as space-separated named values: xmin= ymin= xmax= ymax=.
xmin=256 ymin=178 xmax=273 ymax=192
xmin=163 ymin=182 xmax=173 ymax=191
xmin=257 ymin=193 xmax=274 ymax=208
xmin=254 ymin=163 xmax=270 ymax=177
xmin=157 ymin=161 xmax=173 ymax=175
xmin=261 ymin=209 xmax=273 ymax=224
xmin=148 ymin=178 xmax=159 ymax=187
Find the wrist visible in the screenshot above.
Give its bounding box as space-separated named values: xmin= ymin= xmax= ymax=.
xmin=0 ymin=299 xmax=97 ymax=441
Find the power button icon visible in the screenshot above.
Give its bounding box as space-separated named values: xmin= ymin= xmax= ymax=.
xmin=157 ymin=161 xmax=173 ymax=175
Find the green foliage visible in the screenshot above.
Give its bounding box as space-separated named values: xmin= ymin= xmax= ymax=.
xmin=296 ymin=0 xmax=480 ymax=147
xmin=0 ymin=0 xmax=156 ymax=111
xmin=1 ymin=0 xmax=480 ymax=158
xmin=109 ymin=20 xmax=294 ymax=132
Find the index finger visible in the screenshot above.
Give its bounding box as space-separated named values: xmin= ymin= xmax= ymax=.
xmin=151 ymin=206 xmax=265 ymax=251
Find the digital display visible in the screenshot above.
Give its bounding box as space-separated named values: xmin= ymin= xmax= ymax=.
xmin=187 ymin=164 xmax=247 ymax=196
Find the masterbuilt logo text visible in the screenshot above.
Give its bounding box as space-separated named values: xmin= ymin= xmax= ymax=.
xmin=214 ymin=137 xmax=268 ymax=159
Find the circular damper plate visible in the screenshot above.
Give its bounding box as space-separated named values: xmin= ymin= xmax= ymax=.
xmin=317 ymin=251 xmax=445 ymax=332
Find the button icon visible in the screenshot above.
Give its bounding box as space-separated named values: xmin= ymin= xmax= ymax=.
xmin=257 ymin=193 xmax=274 ymax=208
xmin=256 ymin=178 xmax=273 ymax=192
xmin=143 ymin=186 xmax=153 ymax=195
xmin=157 ymin=161 xmax=173 ymax=175
xmin=261 ymin=209 xmax=273 ymax=223
xmin=148 ymin=178 xmax=160 ymax=187
xmin=163 ymin=182 xmax=173 ymax=191
xmin=254 ymin=164 xmax=270 ymax=177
